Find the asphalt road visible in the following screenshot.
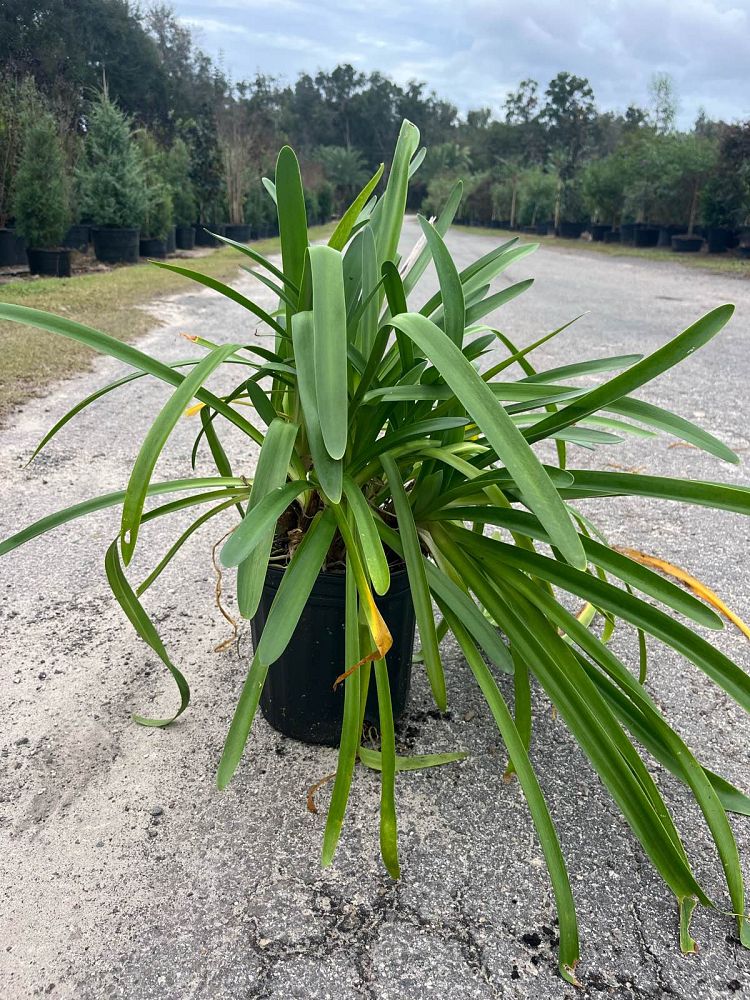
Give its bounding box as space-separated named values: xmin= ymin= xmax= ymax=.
xmin=2 ymin=220 xmax=750 ymax=999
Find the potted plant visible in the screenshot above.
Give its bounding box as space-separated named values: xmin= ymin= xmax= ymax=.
xmin=77 ymin=91 xmax=147 ymax=265
xmin=0 ymin=73 xmax=46 ymax=267
xmin=165 ymin=138 xmax=197 ymax=251
xmin=12 ymin=111 xmax=72 ymax=277
xmin=2 ymin=121 xmax=750 ymax=983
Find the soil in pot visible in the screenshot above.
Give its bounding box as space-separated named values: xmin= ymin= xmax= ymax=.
xmin=175 ymin=225 xmax=196 ymax=250
xmin=139 ymin=237 xmax=167 ymax=259
xmin=252 ymin=563 xmax=415 ymax=746
xmin=26 ymin=248 xmax=72 ymax=277
xmin=92 ymin=227 xmax=140 ymax=264
xmin=671 ymin=234 xmax=703 ymax=253
xmin=224 ymin=223 xmax=252 ymax=243
xmin=63 ymin=224 xmax=90 ymax=252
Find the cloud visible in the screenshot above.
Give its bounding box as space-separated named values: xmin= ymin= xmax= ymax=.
xmin=172 ymin=0 xmax=750 ymax=125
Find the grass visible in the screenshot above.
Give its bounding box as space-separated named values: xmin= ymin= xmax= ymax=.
xmin=454 ymin=224 xmax=750 ymax=277
xmin=0 ymin=224 xmax=334 ymax=424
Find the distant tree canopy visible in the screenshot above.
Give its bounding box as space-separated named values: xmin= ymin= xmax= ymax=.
xmin=1 ymin=3 xmax=749 ymax=232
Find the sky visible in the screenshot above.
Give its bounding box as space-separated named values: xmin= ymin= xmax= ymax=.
xmin=172 ymin=0 xmax=750 ymax=128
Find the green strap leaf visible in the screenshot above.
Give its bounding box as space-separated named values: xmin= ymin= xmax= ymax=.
xmin=328 ymin=163 xmax=385 ymax=251
xmin=374 ymin=653 xmax=400 ymax=879
xmin=389 ymin=312 xmax=586 ymax=570
xmin=526 ymin=305 xmax=735 ymax=445
xmin=430 ymin=506 xmax=722 ymax=630
xmin=464 ymin=279 xmax=534 ymax=326
xmin=402 ymin=179 xmax=463 ymax=297
xmin=417 ymin=215 xmax=465 ymax=346
xmin=382 ymin=453 xmax=447 ymax=711
xmin=233 ymin=419 xmax=300 ymax=618
xmin=105 ymin=537 xmax=189 ymax=727
xmin=322 ymin=557 xmax=362 ymax=865
xmin=206 ymin=228 xmax=299 ymax=293
xmin=222 ymin=480 xmax=308 ymax=569
xmin=373 ymin=119 xmax=420 ymax=271
xmin=358 ymin=747 xmax=467 ymax=771
xmin=310 ymin=245 xmax=349 ymax=459
xmin=217 ymin=509 xmax=336 ymax=789
xmin=149 ymin=261 xmax=286 ymax=336
xmin=275 ymin=145 xmax=308 ymax=300
xmin=0 ymin=303 xmax=263 ymax=445
xmin=291 ymin=310 xmax=343 ymax=502
xmin=342 ymin=475 xmax=390 ymax=596
xmin=121 ymin=343 xmax=238 ymax=564
xmin=559 ymin=471 xmax=750 ymax=516
xmin=442 ymin=607 xmax=581 ymax=984
xmin=455 ymin=526 xmax=750 ymax=714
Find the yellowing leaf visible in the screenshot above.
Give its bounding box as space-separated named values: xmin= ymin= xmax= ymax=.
xmin=334 ymin=586 xmax=393 ymax=688
xmin=185 ymin=401 xmax=206 ymax=417
xmin=616 ymin=547 xmax=750 ymax=641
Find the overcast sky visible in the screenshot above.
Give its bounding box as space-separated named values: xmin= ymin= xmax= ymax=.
xmin=172 ymin=0 xmax=750 ymax=128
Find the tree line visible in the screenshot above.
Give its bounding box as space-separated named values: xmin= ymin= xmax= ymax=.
xmin=1 ymin=0 xmax=749 ymax=248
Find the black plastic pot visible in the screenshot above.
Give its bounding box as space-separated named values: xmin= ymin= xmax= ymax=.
xmin=590 ymin=223 xmax=610 ymax=242
xmin=620 ymin=223 xmax=637 ymax=245
xmin=557 ymin=221 xmax=585 ymax=239
xmin=92 ymin=227 xmax=140 ymax=264
xmin=0 ymin=228 xmax=16 ymax=266
xmin=139 ymin=236 xmax=167 ymax=259
xmin=633 ymin=227 xmax=659 ymax=248
xmin=63 ymin=224 xmax=90 ymax=252
xmin=194 ymin=224 xmax=226 ymax=247
xmin=659 ymin=226 xmax=686 ymax=247
xmin=671 ymin=234 xmax=703 ymax=253
xmin=738 ymin=245 xmax=750 ymax=259
xmin=603 ymin=230 xmax=621 ymax=243
xmin=253 ymin=565 xmax=415 ymax=746
xmin=175 ymin=225 xmax=196 ymax=250
xmin=166 ymin=225 xmax=176 ymax=254
xmin=13 ymin=231 xmax=27 ymax=264
xmin=707 ymin=227 xmax=729 ymax=254
xmin=224 ymin=223 xmax=252 ymax=243
xmin=26 ymin=248 xmax=72 ymax=277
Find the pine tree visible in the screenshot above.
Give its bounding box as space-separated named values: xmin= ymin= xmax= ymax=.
xmin=13 ymin=111 xmax=69 ymax=248
xmin=76 ymin=92 xmax=147 ymax=228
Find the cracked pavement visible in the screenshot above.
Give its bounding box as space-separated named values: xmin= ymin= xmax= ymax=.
xmin=2 ymin=221 xmax=750 ymax=998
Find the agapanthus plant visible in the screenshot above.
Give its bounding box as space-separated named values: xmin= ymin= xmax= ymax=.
xmin=2 ymin=120 xmax=749 ymax=983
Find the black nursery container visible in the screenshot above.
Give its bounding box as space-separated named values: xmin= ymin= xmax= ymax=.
xmin=224 ymin=223 xmax=252 ymax=243
xmin=175 ymin=225 xmax=196 ymax=250
xmin=194 ymin=224 xmax=226 ymax=247
xmin=139 ymin=236 xmax=167 ymax=259
xmin=252 ymin=565 xmax=415 ymax=746
xmin=26 ymin=248 xmax=72 ymax=277
xmin=63 ymin=224 xmax=90 ymax=252
xmin=92 ymin=227 xmax=140 ymax=264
